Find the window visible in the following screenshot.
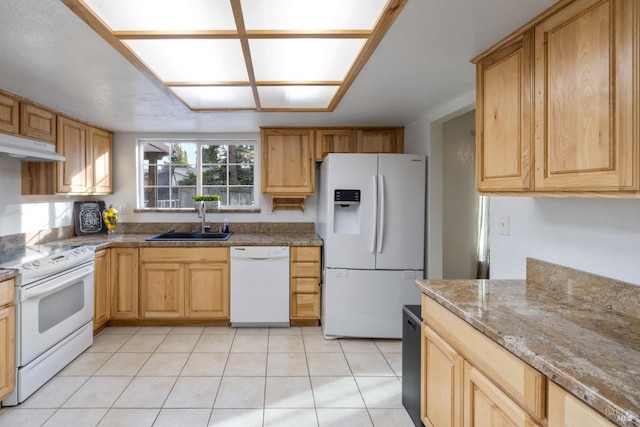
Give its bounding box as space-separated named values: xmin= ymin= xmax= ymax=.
xmin=138 ymin=139 xmax=256 ymax=209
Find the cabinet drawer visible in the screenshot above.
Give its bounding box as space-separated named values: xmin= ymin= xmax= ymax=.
xmin=291 ymin=262 xmax=320 ymax=278
xmin=422 ymin=295 xmax=545 ymax=421
xmin=292 ymin=277 xmax=319 ymax=294
xmin=291 ymin=246 xmax=320 ymax=262
xmin=292 ymin=293 xmax=320 ymax=318
xmin=140 ymin=247 xmax=229 ymax=263
xmin=0 ymin=279 xmax=15 ymax=307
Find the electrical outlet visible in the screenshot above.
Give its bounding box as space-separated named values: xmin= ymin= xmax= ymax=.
xmin=498 ymin=215 xmax=510 ymax=236
xmin=118 ymin=205 xmax=130 ymax=214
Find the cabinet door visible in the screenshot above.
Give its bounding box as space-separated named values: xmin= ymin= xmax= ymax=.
xmin=548 ymin=381 xmax=615 ymax=427
xmin=20 ymin=103 xmax=56 ymax=143
xmin=534 ymin=0 xmax=638 ymax=191
xmin=94 ymin=249 xmax=110 ymax=331
xmin=185 ymin=263 xmax=229 ymax=318
xmin=89 ymin=127 xmax=113 ymax=194
xmin=261 ymin=128 xmax=315 ymax=194
xmin=0 ymin=90 xmax=19 ymax=134
xmin=110 ymin=248 xmax=139 ymax=319
xmin=356 ymin=128 xmax=403 ymax=154
xmin=421 ymin=325 xmax=463 ymax=427
xmin=57 ymin=116 xmax=89 ymax=194
xmin=140 ymin=263 xmax=184 ymax=318
xmin=315 ymin=129 xmax=355 ymax=161
xmin=0 ymin=305 xmax=15 ymax=401
xmin=464 ymin=361 xmax=539 ymax=427
xmin=476 ymin=31 xmax=534 ymax=192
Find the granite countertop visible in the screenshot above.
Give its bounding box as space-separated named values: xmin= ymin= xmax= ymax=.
xmin=46 ymin=232 xmax=322 ymax=250
xmin=0 ymin=269 xmax=17 ymax=282
xmin=416 ymin=267 xmax=640 ymax=426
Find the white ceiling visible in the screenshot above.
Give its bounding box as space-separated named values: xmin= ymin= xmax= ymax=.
xmin=0 ymin=0 xmax=557 ymax=133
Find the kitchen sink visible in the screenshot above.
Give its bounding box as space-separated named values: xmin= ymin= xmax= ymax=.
xmin=146 ymin=231 xmax=232 ymax=241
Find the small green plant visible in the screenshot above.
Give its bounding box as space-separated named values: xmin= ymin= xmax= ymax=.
xmin=193 ymin=195 xmax=221 ymax=202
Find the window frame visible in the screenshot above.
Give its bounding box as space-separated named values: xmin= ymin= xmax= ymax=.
xmin=136 ymin=137 xmax=258 ymax=211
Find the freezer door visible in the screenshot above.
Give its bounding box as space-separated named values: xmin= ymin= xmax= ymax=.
xmin=375 ymin=154 xmax=426 ymax=270
xmin=321 ymin=268 xmax=423 ymax=339
xmin=323 ymin=154 xmax=379 ymax=269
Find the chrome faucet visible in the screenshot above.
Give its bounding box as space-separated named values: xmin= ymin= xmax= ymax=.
xmin=196 ymin=201 xmax=209 ymax=233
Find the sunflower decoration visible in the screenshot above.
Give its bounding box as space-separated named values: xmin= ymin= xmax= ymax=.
xmin=103 ymin=205 xmax=119 ymax=233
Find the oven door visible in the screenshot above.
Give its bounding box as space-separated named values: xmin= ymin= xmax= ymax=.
xmin=19 ymin=262 xmax=94 ymax=365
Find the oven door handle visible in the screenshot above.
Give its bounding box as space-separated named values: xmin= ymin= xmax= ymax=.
xmin=21 ymin=265 xmax=94 ymax=302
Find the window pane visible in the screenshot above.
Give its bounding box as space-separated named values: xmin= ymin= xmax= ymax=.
xmin=229 ymin=186 xmax=254 ymax=206
xmin=202 ymin=165 xmax=227 ymax=185
xmin=229 ymin=164 xmax=254 ymax=185
xmin=202 ymin=144 xmax=227 ymax=164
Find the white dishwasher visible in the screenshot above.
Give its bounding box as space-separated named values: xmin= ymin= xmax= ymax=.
xmin=230 ymin=246 xmax=290 ymax=327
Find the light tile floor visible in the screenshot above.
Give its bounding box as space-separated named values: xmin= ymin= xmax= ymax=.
xmin=0 ymin=326 xmax=414 ymax=427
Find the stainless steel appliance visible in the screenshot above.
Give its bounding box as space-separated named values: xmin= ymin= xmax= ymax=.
xmin=0 ymin=245 xmax=95 ymax=405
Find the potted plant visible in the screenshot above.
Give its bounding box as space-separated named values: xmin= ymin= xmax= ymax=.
xmin=193 ymin=194 xmax=221 ymax=209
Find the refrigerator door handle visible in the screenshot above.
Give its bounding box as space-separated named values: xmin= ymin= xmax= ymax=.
xmin=377 ymin=174 xmax=385 ymax=253
xmin=370 ymin=174 xmax=378 ymax=253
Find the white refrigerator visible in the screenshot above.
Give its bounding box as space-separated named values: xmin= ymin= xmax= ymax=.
xmin=317 ymin=153 xmax=426 ymax=339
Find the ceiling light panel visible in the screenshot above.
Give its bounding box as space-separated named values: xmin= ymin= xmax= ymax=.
xmin=258 ymin=86 xmax=339 ymax=109
xmin=241 ymin=0 xmax=389 ymax=30
xmin=124 ymin=39 xmax=248 ymax=82
xmin=65 ymin=0 xmax=407 ymax=111
xmin=171 ymin=86 xmax=256 ymax=109
xmin=250 ymin=39 xmax=366 ymax=81
xmin=82 ymin=0 xmax=236 ymax=31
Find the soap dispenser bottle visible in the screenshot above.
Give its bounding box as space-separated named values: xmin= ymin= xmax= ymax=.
xmin=222 ymin=218 xmax=230 ymax=234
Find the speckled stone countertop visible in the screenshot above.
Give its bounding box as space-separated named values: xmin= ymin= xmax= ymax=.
xmin=0 ymin=269 xmax=17 ymax=282
xmin=44 ymin=232 xmax=322 ymax=250
xmin=416 ymin=259 xmax=640 ymax=427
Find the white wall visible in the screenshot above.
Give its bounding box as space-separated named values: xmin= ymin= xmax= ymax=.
xmin=490 ymin=197 xmax=640 ymax=284
xmin=442 ymin=110 xmax=478 ymax=279
xmin=0 ymin=155 xmax=76 ymax=236
xmin=405 ymin=90 xmax=476 ymax=278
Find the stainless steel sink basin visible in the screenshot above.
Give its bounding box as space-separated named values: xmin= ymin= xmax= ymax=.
xmin=146 ymin=231 xmax=232 ymax=241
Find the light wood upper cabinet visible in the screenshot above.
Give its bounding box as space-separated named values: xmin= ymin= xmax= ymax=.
xmin=357 ymin=128 xmax=404 ymax=154
xmin=0 ymin=90 xmax=19 ymax=135
xmin=474 ymin=0 xmax=640 ymax=196
xmin=315 ymin=129 xmax=355 ymax=161
xmin=110 ymin=248 xmax=139 ymax=320
xmin=57 ymin=115 xmax=89 ymax=193
xmin=20 ymin=103 xmax=56 ymax=143
xmin=534 ymin=0 xmax=638 ymax=192
xmin=94 ymin=249 xmax=110 ymax=332
xmin=476 ymin=31 xmax=534 ymax=192
xmin=261 ymin=128 xmax=315 ymax=195
xmin=0 ymin=278 xmax=15 ymax=402
xmin=89 ymin=127 xmax=113 ymax=194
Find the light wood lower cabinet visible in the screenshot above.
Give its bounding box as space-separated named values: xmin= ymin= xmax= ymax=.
xmin=548 ymin=381 xmax=615 ymax=427
xmin=139 ymin=248 xmax=229 ymax=319
xmin=290 ymin=247 xmax=321 ymax=323
xmin=0 ymin=278 xmax=15 ymax=402
xmin=110 ymin=248 xmax=139 ymax=319
xmin=94 ymin=249 xmax=110 ymax=331
xmin=421 ymin=324 xmax=463 ymax=427
xmin=421 ymin=295 xmax=545 ymax=427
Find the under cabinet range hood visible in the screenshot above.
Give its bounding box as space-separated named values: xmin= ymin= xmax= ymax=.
xmin=0 ymin=133 xmax=65 ymax=162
